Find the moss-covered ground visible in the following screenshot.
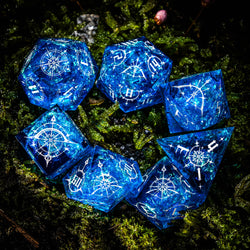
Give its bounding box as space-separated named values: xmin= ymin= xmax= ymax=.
xmin=0 ymin=0 xmax=249 ymax=249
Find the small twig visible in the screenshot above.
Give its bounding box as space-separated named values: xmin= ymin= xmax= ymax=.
xmin=185 ymin=6 xmax=205 ymax=36
xmin=70 ymin=0 xmax=84 ymax=12
xmin=0 ymin=209 xmax=39 ymax=248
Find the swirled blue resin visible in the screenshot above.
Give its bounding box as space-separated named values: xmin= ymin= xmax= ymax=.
xmin=161 ymin=69 xmax=230 ymax=133
xmin=16 ymin=106 xmax=92 ymax=179
xmin=18 ymin=38 xmax=98 ymax=110
xmin=127 ymin=157 xmax=200 ymax=230
xmin=96 ymin=36 xmax=172 ymax=112
xmin=157 ymin=127 xmax=234 ymax=203
xmin=63 ymin=146 xmax=143 ymax=212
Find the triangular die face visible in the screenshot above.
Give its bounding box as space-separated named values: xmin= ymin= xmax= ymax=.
xmin=157 ymin=127 xmax=234 ymax=194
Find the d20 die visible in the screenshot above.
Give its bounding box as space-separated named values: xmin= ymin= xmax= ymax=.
xmin=18 ymin=38 xmax=98 ymax=110
xmin=96 ymin=36 xmax=172 ymax=112
xmin=161 ymin=69 xmax=231 ymax=133
xmin=16 ymin=106 xmax=92 ymax=179
xmin=157 ymin=127 xmax=234 ymax=204
xmin=63 ymin=146 xmax=143 ymax=212
xmin=127 ymin=157 xmax=200 ymax=230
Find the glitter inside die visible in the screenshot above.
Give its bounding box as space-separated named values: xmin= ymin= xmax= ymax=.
xmin=127 ymin=157 xmax=201 ymax=230
xmin=96 ymin=36 xmax=172 ymax=112
xmin=157 ymin=127 xmax=234 ymax=202
xmin=16 ymin=106 xmax=92 ymax=179
xmin=63 ymin=146 xmax=143 ymax=212
xmin=18 ymin=38 xmax=98 ymax=111
xmin=161 ymin=69 xmax=231 ymax=133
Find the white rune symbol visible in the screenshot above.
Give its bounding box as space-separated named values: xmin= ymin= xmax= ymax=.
xmin=121 ymin=57 xmax=147 ymax=80
xmin=119 ymin=86 xmax=143 ymax=105
xmin=147 ymin=166 xmax=178 ymax=199
xmin=147 ymin=56 xmax=162 ymax=75
xmin=67 ymin=158 xmax=90 ymax=193
xmin=77 ymin=49 xmax=94 ymax=76
xmin=40 ymin=49 xmax=70 ymax=77
xmin=91 ymin=161 xmax=122 ymax=198
xmin=173 ymin=80 xmax=210 ymax=116
xmin=118 ymin=160 xmax=138 ymax=181
xmin=28 ymin=116 xmax=77 ymax=167
xmin=111 ymin=49 xmax=126 ymax=69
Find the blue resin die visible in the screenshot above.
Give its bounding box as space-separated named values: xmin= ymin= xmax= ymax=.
xmin=127 ymin=157 xmax=200 ymax=230
xmin=63 ymin=146 xmax=143 ymax=212
xmin=18 ymin=38 xmax=98 ymax=110
xmin=157 ymin=127 xmax=234 ymax=203
xmin=96 ymin=36 xmax=172 ymax=112
xmin=16 ymin=106 xmax=92 ymax=179
xmin=161 ymin=69 xmax=230 ymax=133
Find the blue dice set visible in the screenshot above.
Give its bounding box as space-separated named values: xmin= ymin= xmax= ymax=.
xmin=16 ymin=37 xmax=233 ymax=229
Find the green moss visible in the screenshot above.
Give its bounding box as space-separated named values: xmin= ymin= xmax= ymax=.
xmin=0 ymin=0 xmax=249 ymax=249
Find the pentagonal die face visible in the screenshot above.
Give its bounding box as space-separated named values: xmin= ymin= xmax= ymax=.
xmin=96 ymin=36 xmax=172 ymax=112
xmin=18 ymin=38 xmax=98 ymax=110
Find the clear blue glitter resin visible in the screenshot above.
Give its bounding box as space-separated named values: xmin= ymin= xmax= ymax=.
xmin=157 ymin=127 xmax=234 ymax=203
xmin=18 ymin=38 xmax=98 ymax=110
xmin=63 ymin=145 xmax=143 ymax=212
xmin=16 ymin=106 xmax=92 ymax=179
xmin=127 ymin=157 xmax=200 ymax=230
xmin=96 ymin=36 xmax=172 ymax=112
xmin=161 ymin=69 xmax=231 ymax=133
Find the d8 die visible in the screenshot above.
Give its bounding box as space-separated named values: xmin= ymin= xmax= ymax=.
xmin=16 ymin=106 xmax=92 ymax=179
xmin=161 ymin=69 xmax=231 ymax=133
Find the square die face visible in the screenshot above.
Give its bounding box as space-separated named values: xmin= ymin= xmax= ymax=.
xmin=63 ymin=146 xmax=143 ymax=212
xmin=162 ymin=69 xmax=231 ymax=133
xmin=16 ymin=106 xmax=91 ymax=178
xmin=96 ymin=36 xmax=172 ymax=112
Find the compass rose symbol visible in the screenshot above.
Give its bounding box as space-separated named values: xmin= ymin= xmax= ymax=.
xmin=40 ymin=49 xmax=70 ymax=77
xmin=28 ymin=116 xmax=77 ymax=168
xmin=147 ymin=166 xmax=179 ymax=199
xmin=91 ymin=161 xmax=122 ymax=198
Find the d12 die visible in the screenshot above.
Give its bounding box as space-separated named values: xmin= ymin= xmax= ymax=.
xmin=161 ymin=69 xmax=231 ymax=133
xmin=18 ymin=38 xmax=98 ymax=110
xmin=96 ymin=36 xmax=172 ymax=112
xmin=63 ymin=146 xmax=143 ymax=212
xmin=16 ymin=106 xmax=92 ymax=179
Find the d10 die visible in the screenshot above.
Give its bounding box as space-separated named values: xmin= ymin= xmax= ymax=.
xmin=63 ymin=146 xmax=143 ymax=212
xmin=16 ymin=106 xmax=92 ymax=179
xmin=96 ymin=36 xmax=172 ymax=112
xmin=18 ymin=38 xmax=98 ymax=110
xmin=127 ymin=157 xmax=201 ymax=230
